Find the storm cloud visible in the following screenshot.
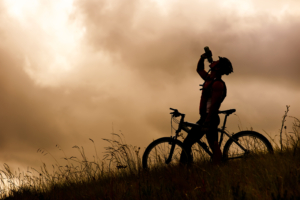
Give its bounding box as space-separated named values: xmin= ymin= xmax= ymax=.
xmin=0 ymin=0 xmax=299 ymax=170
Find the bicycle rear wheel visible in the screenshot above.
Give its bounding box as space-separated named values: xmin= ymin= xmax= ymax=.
xmin=223 ymin=131 xmax=273 ymax=160
xmin=142 ymin=137 xmax=189 ymax=170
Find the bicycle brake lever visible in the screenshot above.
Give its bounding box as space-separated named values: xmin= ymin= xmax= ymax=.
xmin=173 ymin=111 xmax=181 ymax=117
xmin=170 ymin=108 xmax=182 ymax=117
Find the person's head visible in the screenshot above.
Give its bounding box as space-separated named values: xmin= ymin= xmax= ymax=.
xmin=209 ymin=57 xmax=233 ymax=76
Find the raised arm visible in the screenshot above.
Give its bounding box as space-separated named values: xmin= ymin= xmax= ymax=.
xmin=197 ymin=56 xmax=209 ymax=81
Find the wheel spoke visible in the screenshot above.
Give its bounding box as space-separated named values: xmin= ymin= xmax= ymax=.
xmin=143 ymin=138 xmax=188 ymax=169
xmin=223 ymin=131 xmax=273 ymax=160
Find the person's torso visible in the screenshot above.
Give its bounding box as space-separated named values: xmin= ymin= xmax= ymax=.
xmin=200 ymin=78 xmax=227 ymax=114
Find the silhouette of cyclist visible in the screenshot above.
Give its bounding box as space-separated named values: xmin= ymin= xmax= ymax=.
xmin=180 ymin=52 xmax=233 ymax=165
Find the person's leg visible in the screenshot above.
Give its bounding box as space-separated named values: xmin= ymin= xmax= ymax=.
xmin=180 ymin=118 xmax=204 ymax=163
xmin=205 ymin=115 xmax=222 ymax=164
xmin=212 ymin=140 xmax=222 ymax=165
xmin=205 ymin=115 xmax=220 ymax=150
xmin=206 ymin=128 xmax=218 ymax=151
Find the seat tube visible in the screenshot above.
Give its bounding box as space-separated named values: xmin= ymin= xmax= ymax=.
xmin=222 ymin=114 xmax=228 ymax=131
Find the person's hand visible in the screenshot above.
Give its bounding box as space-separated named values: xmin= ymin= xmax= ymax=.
xmin=201 ymin=53 xmax=208 ymax=59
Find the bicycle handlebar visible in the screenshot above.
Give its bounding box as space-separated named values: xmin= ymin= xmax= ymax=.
xmin=169 ymin=108 xmax=182 ymax=117
xmin=170 ymin=108 xmax=186 ymax=134
xmin=169 ymin=107 xmax=236 ymax=137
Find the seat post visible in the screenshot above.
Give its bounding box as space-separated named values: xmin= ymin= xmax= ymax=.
xmin=221 ymin=114 xmax=228 ymax=131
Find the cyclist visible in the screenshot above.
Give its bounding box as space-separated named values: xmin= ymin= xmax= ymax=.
xmin=180 ymin=53 xmax=233 ymax=165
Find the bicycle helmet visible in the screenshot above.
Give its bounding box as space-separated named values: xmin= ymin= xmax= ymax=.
xmin=218 ymin=56 xmax=233 ymax=75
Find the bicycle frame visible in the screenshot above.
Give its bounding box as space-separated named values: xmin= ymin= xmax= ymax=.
xmin=168 ymin=111 xmax=248 ymax=161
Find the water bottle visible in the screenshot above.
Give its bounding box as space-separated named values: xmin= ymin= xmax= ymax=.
xmin=204 ymin=46 xmax=213 ymax=63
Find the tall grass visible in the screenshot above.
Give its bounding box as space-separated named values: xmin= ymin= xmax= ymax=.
xmin=1 ymin=108 xmax=300 ymax=200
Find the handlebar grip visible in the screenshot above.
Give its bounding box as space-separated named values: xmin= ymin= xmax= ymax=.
xmin=169 ymin=108 xmax=182 ymax=117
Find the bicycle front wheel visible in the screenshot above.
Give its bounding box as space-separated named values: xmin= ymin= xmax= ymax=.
xmin=223 ymin=131 xmax=273 ymax=160
xmin=142 ymin=137 xmax=189 ymax=170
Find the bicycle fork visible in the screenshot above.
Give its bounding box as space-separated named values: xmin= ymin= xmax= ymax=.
xmin=165 ymin=136 xmax=177 ymax=164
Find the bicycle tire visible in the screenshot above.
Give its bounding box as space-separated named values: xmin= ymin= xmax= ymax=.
xmin=142 ymin=137 xmax=189 ymax=170
xmin=223 ymin=131 xmax=273 ymax=160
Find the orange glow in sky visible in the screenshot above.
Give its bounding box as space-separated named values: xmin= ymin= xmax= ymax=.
xmin=0 ymin=0 xmax=300 ymax=179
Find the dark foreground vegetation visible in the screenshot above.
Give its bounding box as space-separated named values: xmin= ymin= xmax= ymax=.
xmin=1 ymin=109 xmax=300 ymax=200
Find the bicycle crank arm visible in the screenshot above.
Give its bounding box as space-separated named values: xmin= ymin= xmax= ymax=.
xmin=225 ymin=151 xmax=250 ymax=160
xmin=197 ymin=141 xmax=213 ymax=157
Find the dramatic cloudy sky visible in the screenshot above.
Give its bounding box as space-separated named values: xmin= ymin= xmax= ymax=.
xmin=0 ymin=0 xmax=300 ymax=171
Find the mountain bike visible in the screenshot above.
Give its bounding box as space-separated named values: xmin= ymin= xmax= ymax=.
xmin=142 ymin=108 xmax=274 ymax=169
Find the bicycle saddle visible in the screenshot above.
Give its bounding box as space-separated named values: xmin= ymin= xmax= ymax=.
xmin=218 ymin=109 xmax=236 ymax=115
